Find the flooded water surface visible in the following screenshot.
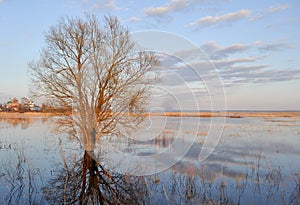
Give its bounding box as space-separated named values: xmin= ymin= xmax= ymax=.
xmin=0 ymin=114 xmax=299 ymax=204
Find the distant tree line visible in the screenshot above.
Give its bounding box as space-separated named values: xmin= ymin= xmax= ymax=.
xmin=0 ymin=97 xmax=71 ymax=113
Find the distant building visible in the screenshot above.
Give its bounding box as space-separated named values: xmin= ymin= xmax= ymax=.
xmin=21 ymin=97 xmax=30 ymax=111
xmin=1 ymin=97 xmax=42 ymax=112
xmin=29 ymin=102 xmax=41 ymax=111
xmin=6 ymin=100 xmax=12 ymax=111
xmin=11 ymin=98 xmax=20 ymax=111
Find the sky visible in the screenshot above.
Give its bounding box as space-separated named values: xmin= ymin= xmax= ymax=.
xmin=0 ymin=0 xmax=299 ymax=110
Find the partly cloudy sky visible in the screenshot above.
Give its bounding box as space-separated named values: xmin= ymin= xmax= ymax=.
xmin=0 ymin=0 xmax=299 ymax=110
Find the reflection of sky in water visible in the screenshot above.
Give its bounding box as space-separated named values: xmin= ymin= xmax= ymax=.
xmin=0 ymin=115 xmax=299 ymax=204
xmin=0 ymin=118 xmax=82 ymax=189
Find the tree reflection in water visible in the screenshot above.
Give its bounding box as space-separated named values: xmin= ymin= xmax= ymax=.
xmin=1 ymin=117 xmax=300 ymax=204
xmin=43 ymin=151 xmax=148 ymax=205
xmin=1 ymin=148 xmax=300 ymax=204
xmin=0 ymin=150 xmax=44 ymax=204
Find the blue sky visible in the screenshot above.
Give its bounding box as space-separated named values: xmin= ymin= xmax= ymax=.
xmin=0 ymin=0 xmax=299 ymax=110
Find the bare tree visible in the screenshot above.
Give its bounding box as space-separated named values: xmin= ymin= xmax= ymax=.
xmin=29 ymin=14 xmax=158 ymax=151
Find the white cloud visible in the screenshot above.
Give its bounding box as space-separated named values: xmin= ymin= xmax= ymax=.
xmin=213 ymin=56 xmax=262 ymax=68
xmin=186 ymin=9 xmax=251 ymax=29
xmin=164 ymin=40 xmax=299 ymax=85
xmin=160 ymin=49 xmax=300 ymax=86
xmin=250 ymin=4 xmax=290 ymax=22
xmin=267 ymin=4 xmax=290 ymax=14
xmin=127 ymin=16 xmax=141 ymax=22
xmin=256 ymin=41 xmax=294 ymax=52
xmin=201 ymin=40 xmax=293 ymax=60
xmin=218 ymin=44 xmax=250 ymax=56
xmin=201 ymin=41 xmax=251 ymax=59
xmin=145 ymin=0 xmax=196 ymax=16
xmin=82 ymin=0 xmax=117 ymax=10
xmin=150 ymin=40 xmax=299 ymax=110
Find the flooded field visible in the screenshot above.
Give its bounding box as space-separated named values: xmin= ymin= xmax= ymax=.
xmin=0 ymin=113 xmax=299 ymax=204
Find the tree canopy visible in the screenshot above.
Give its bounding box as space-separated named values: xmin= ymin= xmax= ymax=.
xmin=29 ymin=14 xmax=158 ymax=151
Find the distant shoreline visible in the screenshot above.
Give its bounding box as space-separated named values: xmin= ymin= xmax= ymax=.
xmin=0 ymin=111 xmax=299 ymax=118
xmin=0 ymin=112 xmax=61 ymax=118
xmin=144 ymin=111 xmax=300 ymax=118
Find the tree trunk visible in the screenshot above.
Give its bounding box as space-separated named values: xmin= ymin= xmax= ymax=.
xmin=85 ymin=127 xmax=96 ymax=152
